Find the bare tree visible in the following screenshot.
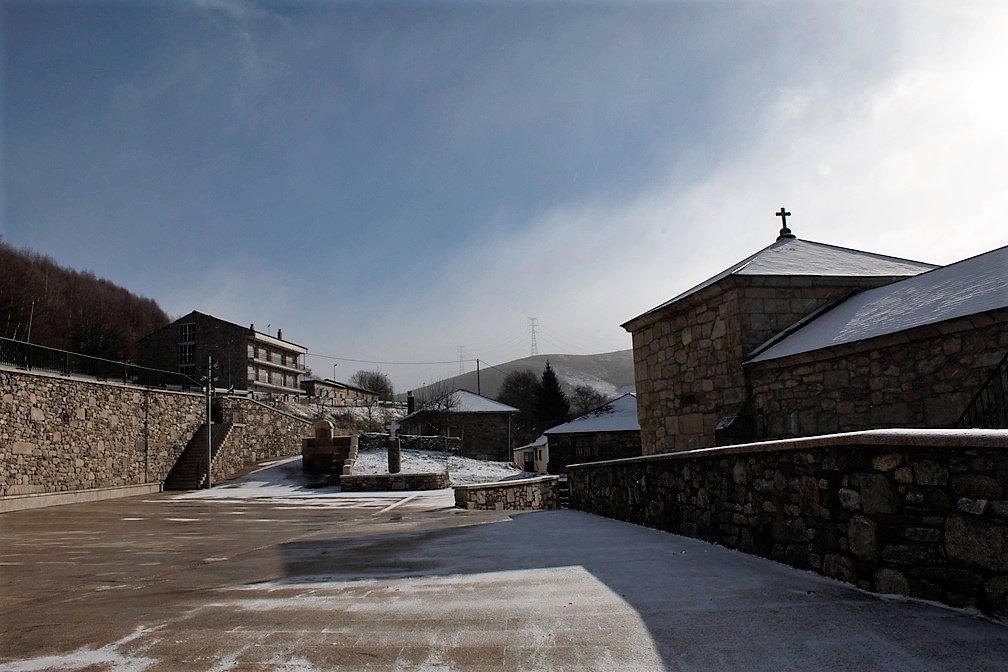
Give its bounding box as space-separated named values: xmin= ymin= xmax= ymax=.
xmin=570 ymin=384 xmax=611 ymax=417
xmin=349 ymin=370 xmax=395 ymax=401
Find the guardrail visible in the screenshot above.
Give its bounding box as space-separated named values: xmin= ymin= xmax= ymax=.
xmin=0 ymin=336 xmax=201 ymax=392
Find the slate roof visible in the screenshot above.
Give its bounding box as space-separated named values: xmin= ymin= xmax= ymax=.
xmin=544 ymin=393 xmax=639 ymax=434
xmin=623 ymin=238 xmax=936 ymax=328
xmin=403 ymin=389 xmax=519 ymax=421
xmin=747 ymin=245 xmax=1008 ymax=363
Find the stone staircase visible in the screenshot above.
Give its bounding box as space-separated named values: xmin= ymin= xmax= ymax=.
xmin=557 ymin=475 xmax=570 ymax=509
xmin=163 ymin=423 xmax=232 ymax=490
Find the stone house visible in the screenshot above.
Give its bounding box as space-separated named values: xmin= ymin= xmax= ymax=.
xmin=745 ymin=245 xmax=1008 ymax=438
xmin=136 ymin=311 xmax=307 ymax=399
xmin=543 ymin=392 xmax=642 ymax=473
xmin=398 ymin=389 xmax=518 ymax=461
xmin=623 ymin=224 xmax=937 ymax=454
xmin=300 ymin=377 xmax=380 ymax=407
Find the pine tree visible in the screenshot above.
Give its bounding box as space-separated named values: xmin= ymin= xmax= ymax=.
xmin=536 ymin=361 xmax=570 ymax=431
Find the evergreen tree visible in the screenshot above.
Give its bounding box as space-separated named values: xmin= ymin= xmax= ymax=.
xmin=497 ymin=368 xmax=541 ymax=445
xmin=536 ymin=361 xmax=570 ymax=431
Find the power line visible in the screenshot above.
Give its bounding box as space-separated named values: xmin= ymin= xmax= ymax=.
xmin=308 ymin=353 xmax=470 ymax=366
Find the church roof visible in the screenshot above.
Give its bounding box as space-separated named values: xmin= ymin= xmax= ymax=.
xmin=747 ymin=245 xmax=1008 ymax=363
xmin=623 ymin=237 xmax=936 ymax=329
xmin=544 ymin=393 xmax=639 ymax=434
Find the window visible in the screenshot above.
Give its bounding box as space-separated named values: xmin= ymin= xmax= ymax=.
xmin=179 ymin=322 xmax=195 ymax=343
xmin=179 ymin=342 xmax=195 ymax=366
xmin=573 ymin=435 xmax=595 ymax=460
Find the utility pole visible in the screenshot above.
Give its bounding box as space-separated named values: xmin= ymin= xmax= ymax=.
xmin=458 ymin=346 xmax=465 ymax=376
xmin=206 ymin=355 xmax=212 ymax=489
xmin=26 ymin=300 xmax=36 ymax=343
xmin=528 ymin=317 xmax=539 ymax=356
xmin=476 ymin=359 xmax=481 ymax=395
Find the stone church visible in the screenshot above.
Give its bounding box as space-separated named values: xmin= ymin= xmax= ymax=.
xmin=623 ymin=215 xmax=1007 ymax=454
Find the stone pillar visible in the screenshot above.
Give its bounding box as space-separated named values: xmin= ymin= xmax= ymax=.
xmin=388 ymin=436 xmax=401 ymax=474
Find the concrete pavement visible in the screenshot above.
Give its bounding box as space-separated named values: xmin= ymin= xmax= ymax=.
xmin=1 ymin=479 xmax=1007 ymax=671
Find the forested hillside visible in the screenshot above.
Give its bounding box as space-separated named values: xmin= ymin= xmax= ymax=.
xmin=0 ymin=241 xmax=169 ymax=361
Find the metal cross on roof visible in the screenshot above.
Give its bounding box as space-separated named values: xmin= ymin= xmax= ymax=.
xmin=776 ymin=207 xmax=795 ymax=240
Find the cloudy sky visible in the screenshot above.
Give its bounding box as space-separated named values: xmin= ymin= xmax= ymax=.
xmin=2 ymin=1 xmax=1006 ymax=391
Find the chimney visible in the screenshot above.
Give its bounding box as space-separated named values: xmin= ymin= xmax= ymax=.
xmin=277 ymin=328 xmax=283 ymax=340
xmin=407 ymin=390 xmax=415 ymax=414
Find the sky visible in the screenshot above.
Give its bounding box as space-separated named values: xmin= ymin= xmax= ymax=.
xmin=2 ymin=0 xmax=1006 ymax=391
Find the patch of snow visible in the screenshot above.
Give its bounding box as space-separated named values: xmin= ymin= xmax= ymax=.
xmin=353 ymin=447 xmax=532 ymax=485
xmin=749 ymin=245 xmax=1007 ymax=362
xmin=545 ymin=393 xmax=639 ymax=434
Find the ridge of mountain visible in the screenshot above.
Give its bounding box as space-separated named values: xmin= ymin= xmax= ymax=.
xmin=403 ymin=349 xmax=635 ymax=401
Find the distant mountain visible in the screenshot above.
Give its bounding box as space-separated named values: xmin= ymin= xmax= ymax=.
xmin=403 ymin=350 xmax=636 ymax=401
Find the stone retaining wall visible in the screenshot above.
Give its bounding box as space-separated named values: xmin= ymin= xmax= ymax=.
xmin=212 ymin=397 xmax=313 ymax=483
xmin=1 ymin=367 xmax=203 ymax=497
xmin=454 ymin=475 xmax=559 ymax=511
xmin=568 ymin=430 xmax=1008 ymax=618
xmin=340 ymin=471 xmax=449 ymax=492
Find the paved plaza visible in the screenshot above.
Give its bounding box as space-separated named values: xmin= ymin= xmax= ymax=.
xmin=2 ymin=459 xmax=1008 ymax=671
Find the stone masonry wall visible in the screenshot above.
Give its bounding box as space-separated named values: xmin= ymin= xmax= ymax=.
xmin=546 ymin=430 xmax=642 ymax=474
xmin=627 ymin=275 xmax=904 ymax=455
xmin=454 ymin=475 xmax=559 ymax=511
xmin=1 ymin=368 xmax=203 ymax=496
xmin=341 ymin=471 xmax=449 ymax=492
xmin=749 ymin=309 xmax=1008 ymax=439
xmin=568 ymin=430 xmax=1008 ymax=618
xmin=211 ymin=396 xmax=312 ymax=483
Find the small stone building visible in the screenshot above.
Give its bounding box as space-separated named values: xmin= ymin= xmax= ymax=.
xmin=543 ymin=393 xmax=642 ymax=473
xmin=398 ymin=389 xmax=518 ymax=461
xmin=300 ymin=377 xmax=380 ymax=407
xmin=623 ymin=224 xmax=937 ymax=454
xmin=745 ymin=245 xmax=1008 ymax=437
xmin=136 ymin=310 xmax=307 ymax=398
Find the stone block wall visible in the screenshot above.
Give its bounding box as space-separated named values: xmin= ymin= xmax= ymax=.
xmin=749 ymin=309 xmax=1008 ymax=438
xmin=568 ymin=430 xmax=1008 ymax=618
xmin=454 ymin=475 xmax=559 ymax=511
xmin=211 ymin=396 xmax=312 ymax=483
xmin=1 ymin=368 xmax=203 ymax=496
xmin=546 ymin=430 xmax=642 ymax=474
xmin=626 ymin=275 xmax=904 ymax=455
xmin=340 ymin=471 xmax=449 ymax=492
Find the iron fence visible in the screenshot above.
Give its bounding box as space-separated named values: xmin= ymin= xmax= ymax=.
xmin=957 ymin=351 xmax=1008 ymax=429
xmin=0 ymin=336 xmax=202 ymax=393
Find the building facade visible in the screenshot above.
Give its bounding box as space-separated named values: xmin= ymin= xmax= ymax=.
xmin=136 ymin=311 xmax=307 ymax=398
xmin=623 ymin=227 xmax=937 ymax=454
xmin=543 ymin=393 xmax=642 ymax=473
xmin=399 ymin=389 xmax=518 ymax=461
xmin=300 ymin=377 xmax=380 ymax=407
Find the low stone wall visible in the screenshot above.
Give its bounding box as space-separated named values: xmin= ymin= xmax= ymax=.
xmin=358 ymin=433 xmax=463 ymax=454
xmin=212 ymin=397 xmax=312 ymax=483
xmin=568 ymin=430 xmax=1008 ymax=618
xmin=1 ymin=367 xmax=203 ymax=499
xmin=340 ymin=471 xmax=449 ymax=492
xmin=454 ymin=475 xmax=559 ymax=511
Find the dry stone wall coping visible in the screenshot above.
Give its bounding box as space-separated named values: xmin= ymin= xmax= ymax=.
xmin=571 ymin=429 xmax=1008 ymax=469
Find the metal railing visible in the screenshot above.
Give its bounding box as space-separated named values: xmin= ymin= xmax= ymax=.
xmin=0 ymin=336 xmax=202 ymax=393
xmin=957 ymin=351 xmax=1008 ymax=429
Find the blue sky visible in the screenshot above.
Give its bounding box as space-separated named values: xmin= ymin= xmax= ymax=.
xmin=3 ymin=1 xmax=1006 ymax=391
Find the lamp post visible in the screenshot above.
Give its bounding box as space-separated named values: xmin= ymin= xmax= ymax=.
xmin=26 ymin=300 xmax=36 ymax=343
xmin=206 ymin=355 xmax=213 ymax=489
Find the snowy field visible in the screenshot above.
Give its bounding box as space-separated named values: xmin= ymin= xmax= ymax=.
xmin=352 ymin=447 xmax=532 ymax=485
xmin=169 ymin=447 xmax=532 ymax=504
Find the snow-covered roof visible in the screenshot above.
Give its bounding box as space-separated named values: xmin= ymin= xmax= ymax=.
xmin=403 ymin=390 xmax=519 ymax=421
xmin=747 ymin=245 xmax=1008 ymax=363
xmin=544 ymin=393 xmax=639 ymax=435
xmin=623 ymin=238 xmax=936 ymax=328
